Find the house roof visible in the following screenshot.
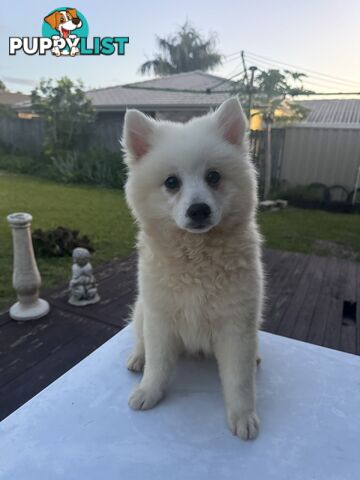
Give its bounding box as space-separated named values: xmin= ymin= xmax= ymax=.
xmin=86 ymin=71 xmax=234 ymax=111
xmin=122 ymin=71 xmax=235 ymax=92
xmin=298 ymin=99 xmax=360 ymax=124
xmin=0 ymin=91 xmax=30 ymax=106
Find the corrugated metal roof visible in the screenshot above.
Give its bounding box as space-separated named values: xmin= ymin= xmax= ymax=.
xmin=86 ymin=71 xmax=233 ymax=111
xmin=299 ymin=99 xmax=360 ymax=124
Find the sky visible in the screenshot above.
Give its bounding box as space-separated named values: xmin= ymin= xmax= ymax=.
xmin=1 ymin=0 xmax=360 ymax=96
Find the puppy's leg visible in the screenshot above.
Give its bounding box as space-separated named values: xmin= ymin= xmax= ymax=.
xmin=214 ymin=325 xmax=259 ymax=441
xmin=127 ymin=299 xmax=145 ymax=372
xmin=128 ymin=309 xmax=178 ymax=410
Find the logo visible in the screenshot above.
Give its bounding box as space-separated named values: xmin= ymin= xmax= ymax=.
xmin=9 ymin=7 xmax=129 ymax=57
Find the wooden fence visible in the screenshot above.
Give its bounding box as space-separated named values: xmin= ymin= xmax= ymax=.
xmin=0 ymin=114 xmax=124 ymax=154
xmin=0 ymin=116 xmax=45 ymax=154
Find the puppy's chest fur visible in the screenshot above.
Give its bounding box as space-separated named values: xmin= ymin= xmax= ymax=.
xmin=139 ymin=231 xmax=259 ymax=354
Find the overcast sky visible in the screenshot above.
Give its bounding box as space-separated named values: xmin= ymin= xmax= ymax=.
xmin=1 ymin=0 xmax=360 ymax=95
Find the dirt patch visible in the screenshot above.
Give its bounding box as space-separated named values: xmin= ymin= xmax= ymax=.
xmin=313 ymin=239 xmax=359 ymax=261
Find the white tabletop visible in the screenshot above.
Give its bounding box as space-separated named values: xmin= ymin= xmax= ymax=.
xmin=1 ymin=326 xmax=359 ymax=480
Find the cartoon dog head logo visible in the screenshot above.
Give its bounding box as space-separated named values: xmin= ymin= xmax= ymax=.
xmin=44 ymin=8 xmax=82 ymax=39
xmin=42 ymin=7 xmax=88 ymax=56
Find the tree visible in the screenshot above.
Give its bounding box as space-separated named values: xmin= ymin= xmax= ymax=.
xmin=139 ymin=22 xmax=222 ymax=76
xmin=251 ymin=69 xmax=312 ymax=108
xmin=242 ymin=69 xmax=312 ymax=199
xmin=31 ymin=77 xmax=94 ymax=158
xmin=0 ymin=80 xmax=16 ymax=117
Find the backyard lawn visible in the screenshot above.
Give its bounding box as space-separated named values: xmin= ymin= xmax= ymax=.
xmin=0 ymin=174 xmax=136 ymax=310
xmin=1 ymin=173 xmax=359 ymax=310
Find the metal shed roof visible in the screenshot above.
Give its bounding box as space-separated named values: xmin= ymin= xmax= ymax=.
xmin=299 ymin=99 xmax=360 ymax=124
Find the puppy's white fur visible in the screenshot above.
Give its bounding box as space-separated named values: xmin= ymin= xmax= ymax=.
xmin=122 ymin=98 xmax=264 ymax=440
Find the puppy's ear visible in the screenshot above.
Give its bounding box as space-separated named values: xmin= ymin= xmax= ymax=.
xmin=214 ymin=97 xmax=248 ymax=145
xmin=44 ymin=11 xmax=60 ymax=30
xmin=66 ymin=8 xmax=77 ymax=19
xmin=123 ymin=110 xmax=156 ymax=161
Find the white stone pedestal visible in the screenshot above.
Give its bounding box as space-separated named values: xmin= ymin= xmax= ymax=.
xmin=7 ymin=212 xmax=49 ymax=321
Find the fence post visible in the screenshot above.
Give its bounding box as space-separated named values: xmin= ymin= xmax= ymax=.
xmin=263 ymin=115 xmax=272 ymax=200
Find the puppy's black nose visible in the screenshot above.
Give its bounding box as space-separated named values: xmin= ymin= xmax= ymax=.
xmin=186 ymin=203 xmax=211 ymax=223
xmin=72 ymin=17 xmax=80 ymax=25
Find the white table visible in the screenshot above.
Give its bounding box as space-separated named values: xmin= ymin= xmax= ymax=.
xmin=1 ymin=327 xmax=359 ymax=480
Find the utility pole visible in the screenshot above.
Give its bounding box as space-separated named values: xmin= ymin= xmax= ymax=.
xmin=248 ymin=66 xmax=257 ymax=122
xmin=241 ymin=50 xmax=249 ymax=87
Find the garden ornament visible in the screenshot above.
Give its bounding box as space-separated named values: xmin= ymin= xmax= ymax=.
xmin=68 ymin=247 xmax=100 ymax=306
xmin=7 ymin=212 xmax=50 ymax=321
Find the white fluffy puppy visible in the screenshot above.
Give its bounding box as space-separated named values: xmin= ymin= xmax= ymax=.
xmin=122 ymin=97 xmax=264 ymax=440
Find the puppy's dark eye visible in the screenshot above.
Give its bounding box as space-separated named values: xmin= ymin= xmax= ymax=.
xmin=164 ymin=175 xmax=181 ymax=191
xmin=206 ymin=170 xmax=221 ymax=186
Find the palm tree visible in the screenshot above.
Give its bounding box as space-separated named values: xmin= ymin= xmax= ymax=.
xmin=139 ymin=22 xmax=222 ymax=76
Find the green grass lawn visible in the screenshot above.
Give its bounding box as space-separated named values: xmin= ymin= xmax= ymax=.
xmin=259 ymin=206 xmax=360 ymax=260
xmin=0 ymin=174 xmax=136 ymax=311
xmin=1 ymin=174 xmax=359 ymax=311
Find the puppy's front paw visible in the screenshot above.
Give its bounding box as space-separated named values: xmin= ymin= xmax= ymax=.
xmin=127 ymin=353 xmax=145 ymax=372
xmin=227 ymin=410 xmax=260 ymax=440
xmin=128 ymin=387 xmax=163 ymax=410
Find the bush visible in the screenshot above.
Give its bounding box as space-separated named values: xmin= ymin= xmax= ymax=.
xmin=0 ymin=148 xmax=127 ymax=189
xmin=0 ymin=151 xmax=39 ymax=175
xmin=50 ymin=149 xmax=127 ymax=188
xmin=281 ymin=183 xmax=328 ymax=205
xmin=32 ymin=226 xmax=94 ymax=257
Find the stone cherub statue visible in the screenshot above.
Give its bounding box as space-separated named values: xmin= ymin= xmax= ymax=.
xmin=68 ymin=247 xmax=100 ymax=306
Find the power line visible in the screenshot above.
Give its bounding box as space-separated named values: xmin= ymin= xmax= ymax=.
xmin=224 ymin=50 xmax=243 ymax=60
xmin=245 ymin=50 xmax=360 ymax=88
xmin=226 ymin=63 xmax=360 ymax=96
xmin=124 ymin=53 xmax=360 ymax=97
xmin=246 ymin=58 xmax=351 ymax=92
xmin=226 ymin=49 xmax=360 ymax=89
xmin=125 ymin=85 xmax=233 ymax=94
xmin=122 ymin=84 xmax=360 ymax=96
xmin=245 ymin=53 xmax=360 ymax=90
xmin=222 ymin=53 xmax=243 ymax=65
xmin=224 ymin=61 xmax=244 ymax=79
xmin=245 ymin=51 xmax=360 ymax=87
xmin=225 ymin=50 xmax=360 ymax=91
xmin=294 ymin=91 xmax=360 ymax=96
xmin=302 ymin=79 xmax=347 ymax=92
xmin=206 ymin=69 xmax=244 ymax=92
